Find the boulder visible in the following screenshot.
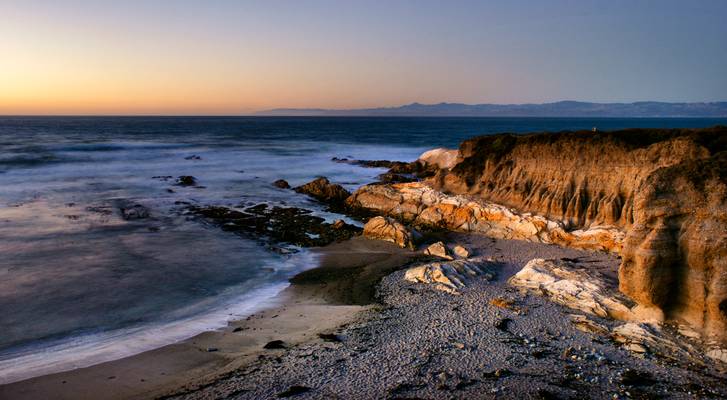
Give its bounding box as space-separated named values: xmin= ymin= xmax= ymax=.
xmin=508 ymin=258 xmax=637 ymax=321
xmin=362 ymin=216 xmax=420 ymax=249
xmin=404 ymin=257 xmax=496 ymax=294
xmin=423 ymin=241 xmax=452 ymax=259
xmin=273 ymin=179 xmax=290 ymax=189
xmin=418 ymin=148 xmax=459 ymax=170
xmin=294 ymin=177 xmax=351 ymax=206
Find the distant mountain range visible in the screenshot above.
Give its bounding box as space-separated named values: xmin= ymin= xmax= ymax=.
xmin=257 ymin=101 xmax=727 ymax=117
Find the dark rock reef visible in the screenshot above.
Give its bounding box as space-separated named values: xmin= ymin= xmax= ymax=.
xmin=186 ymin=203 xmax=361 ymax=249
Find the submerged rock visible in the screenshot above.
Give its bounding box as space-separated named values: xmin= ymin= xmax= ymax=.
xmin=363 ymin=216 xmax=420 ymax=249
xmin=177 ymin=175 xmax=197 ymax=186
xmin=404 ymin=257 xmax=496 ymax=294
xmin=120 ymin=204 xmax=150 ymax=220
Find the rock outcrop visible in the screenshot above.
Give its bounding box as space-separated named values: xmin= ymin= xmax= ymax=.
xmin=509 ymin=258 xmax=637 ymax=321
xmin=404 ymin=257 xmax=496 ymax=294
xmin=347 ymin=182 xmax=624 ymax=252
xmin=363 ymin=216 xmax=420 ymax=249
xmin=348 ymin=127 xmax=727 ymax=347
xmin=432 ymin=128 xmax=726 ymax=229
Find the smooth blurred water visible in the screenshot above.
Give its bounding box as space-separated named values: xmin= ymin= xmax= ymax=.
xmin=0 ymin=116 xmax=724 ymax=383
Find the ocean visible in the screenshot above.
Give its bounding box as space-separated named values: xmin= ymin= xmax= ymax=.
xmin=0 ymin=116 xmax=724 ymax=383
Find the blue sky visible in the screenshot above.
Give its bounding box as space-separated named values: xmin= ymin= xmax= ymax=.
xmin=1 ymin=0 xmax=726 ymax=114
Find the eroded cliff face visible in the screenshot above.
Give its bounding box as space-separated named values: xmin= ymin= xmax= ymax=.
xmin=432 ymin=128 xmax=726 ymax=229
xmin=349 ymin=127 xmax=727 ymax=348
xmin=619 ymin=153 xmax=727 ymax=346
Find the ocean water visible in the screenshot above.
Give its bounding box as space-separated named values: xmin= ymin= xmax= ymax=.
xmin=0 ymin=116 xmax=724 ymax=383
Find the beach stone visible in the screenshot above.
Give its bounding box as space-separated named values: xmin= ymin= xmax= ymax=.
xmin=508 ymin=258 xmax=636 ymax=321
xmin=363 ymin=216 xmax=420 ymax=249
xmin=452 ymin=245 xmax=470 ymax=258
xmin=273 ymin=179 xmax=290 ymax=189
xmin=423 ymin=241 xmax=452 ymax=259
xmin=404 ymin=257 xmax=496 ymax=294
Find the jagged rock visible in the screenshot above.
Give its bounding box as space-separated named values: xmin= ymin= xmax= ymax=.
xmin=331 ymin=219 xmax=346 ymax=229
xmin=611 ymin=323 xmax=696 ymax=360
xmin=120 ymin=204 xmax=150 ymax=220
xmin=177 ymin=175 xmax=197 ymax=186
xmin=363 ymin=216 xmax=420 ymax=249
xmin=569 ymin=314 xmax=609 ymax=335
xmin=273 ymin=179 xmax=290 ymax=189
xmin=452 ymin=245 xmax=470 ymax=258
xmin=404 ymin=257 xmax=496 ymax=294
xmin=294 ymin=177 xmax=350 ymax=206
xmin=508 ymin=258 xmax=637 ymax=321
xmin=418 ymin=148 xmax=459 ymax=170
xmin=346 ymin=182 xmax=625 ymax=252
xmin=423 ymin=241 xmax=452 ymax=259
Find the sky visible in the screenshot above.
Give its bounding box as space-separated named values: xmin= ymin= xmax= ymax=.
xmin=1 ymin=0 xmax=726 ymax=115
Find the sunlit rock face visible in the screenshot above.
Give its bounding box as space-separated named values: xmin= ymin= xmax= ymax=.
xmin=619 ymin=153 xmax=727 ymax=347
xmin=432 ymin=128 xmax=723 ymax=229
xmin=347 ymin=182 xmax=625 ymax=253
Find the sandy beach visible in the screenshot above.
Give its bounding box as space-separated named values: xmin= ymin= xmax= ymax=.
xmin=4 ymin=233 xmax=725 ymax=399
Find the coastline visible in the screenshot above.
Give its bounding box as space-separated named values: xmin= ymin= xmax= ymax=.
xmin=5 ymin=234 xmax=725 ymax=399
xmin=0 ymin=237 xmax=417 ymax=400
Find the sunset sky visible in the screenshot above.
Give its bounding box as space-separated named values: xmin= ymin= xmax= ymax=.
xmin=2 ymin=0 xmax=726 ymax=115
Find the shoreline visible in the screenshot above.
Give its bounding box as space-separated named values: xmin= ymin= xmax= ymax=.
xmin=0 ymin=237 xmax=418 ymax=400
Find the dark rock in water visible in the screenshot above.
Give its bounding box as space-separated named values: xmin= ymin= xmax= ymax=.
xmin=263 ymin=340 xmax=286 ymax=349
xmin=273 ymin=179 xmax=291 ymax=189
xmin=206 ymin=347 xmax=218 ymax=352
xmin=177 ymin=176 xmax=197 ymax=186
xmin=152 ymin=175 xmax=173 ymax=181
xmin=294 ymin=177 xmax=350 ymax=207
xmin=186 ymin=203 xmax=362 ymax=247
xmin=184 ymin=155 xmax=202 ymax=160
xmin=377 ymin=172 xmax=417 ymax=183
xmin=120 ymin=204 xmax=150 ymax=220
xmin=277 ymin=385 xmax=311 ymax=397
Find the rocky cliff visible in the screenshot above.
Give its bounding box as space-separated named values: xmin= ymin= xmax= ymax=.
xmin=348 ymin=126 xmax=727 ymax=348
